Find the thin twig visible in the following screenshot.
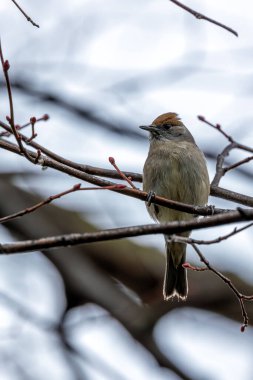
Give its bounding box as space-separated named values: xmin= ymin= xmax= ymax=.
xmin=198 ymin=116 xmax=253 ymax=207
xmin=191 ymin=244 xmax=253 ymax=332
xmin=168 ymin=222 xmax=253 ymax=245
xmin=200 ymin=117 xmax=253 ymax=153
xmin=182 ymin=262 xmax=208 ymax=272
xmin=169 ymin=0 xmax=238 ymax=37
xmin=224 ymin=155 xmax=253 ymax=173
xmin=0 ymin=183 xmax=126 ymax=224
xmin=0 ymin=40 xmax=36 ymax=163
xmin=211 ymin=143 xmax=234 ymax=187
xmin=27 ymin=117 xmax=38 ymax=142
xmin=198 ymin=115 xmax=234 ymax=143
xmin=10 ymin=0 xmax=39 ymax=28
xmin=109 ymin=157 xmax=137 ymax=189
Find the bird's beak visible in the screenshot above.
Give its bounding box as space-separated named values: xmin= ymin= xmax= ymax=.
xmin=139 ymin=124 xmax=157 ymax=132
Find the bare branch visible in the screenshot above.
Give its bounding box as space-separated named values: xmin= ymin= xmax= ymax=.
xmin=192 ymin=244 xmax=253 ymax=331
xmin=0 ymin=114 xmax=49 ymax=137
xmin=211 ymin=186 xmax=253 ymax=207
xmin=169 ymin=0 xmax=238 ymax=37
xmin=0 ymin=183 xmax=125 ymax=224
xmin=224 ymin=155 xmax=253 ymax=174
xmin=198 ymin=115 xmax=234 ymax=142
xmin=109 ymin=156 xmax=137 ymax=189
xmin=1 ymin=208 xmax=253 ymax=254
xmin=10 ymin=0 xmax=39 ymax=28
xmin=197 ymin=116 xmax=253 ymax=206
xmin=168 ymin=222 xmax=253 ymax=245
xmin=0 ymin=41 xmax=36 ymax=163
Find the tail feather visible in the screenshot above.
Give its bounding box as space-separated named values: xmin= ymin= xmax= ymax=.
xmin=163 ymin=240 xmax=188 ymax=300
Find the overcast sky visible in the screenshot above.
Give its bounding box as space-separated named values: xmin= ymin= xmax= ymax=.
xmin=1 ymin=1 xmax=253 ymax=379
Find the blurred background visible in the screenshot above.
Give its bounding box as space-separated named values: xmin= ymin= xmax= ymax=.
xmin=0 ymin=0 xmax=253 ymax=379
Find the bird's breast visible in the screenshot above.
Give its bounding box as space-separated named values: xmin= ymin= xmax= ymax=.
xmin=143 ymin=140 xmax=209 ymax=222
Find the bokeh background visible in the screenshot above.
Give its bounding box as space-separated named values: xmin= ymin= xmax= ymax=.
xmin=0 ymin=1 xmax=253 ymax=379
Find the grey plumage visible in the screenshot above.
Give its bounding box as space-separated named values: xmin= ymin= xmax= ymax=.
xmin=140 ymin=113 xmax=209 ymax=300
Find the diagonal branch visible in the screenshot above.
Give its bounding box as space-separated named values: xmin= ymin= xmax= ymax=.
xmin=10 ymin=0 xmax=39 ymax=28
xmin=168 ymin=222 xmax=253 ymax=245
xmin=169 ymin=0 xmax=238 ymax=37
xmin=192 ymin=244 xmax=253 ymax=331
xmin=0 ymin=183 xmax=125 ymax=224
xmin=1 ymin=208 xmax=253 ymax=254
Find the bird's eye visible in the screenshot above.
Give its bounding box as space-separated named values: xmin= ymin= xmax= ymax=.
xmin=163 ymin=123 xmax=172 ymax=129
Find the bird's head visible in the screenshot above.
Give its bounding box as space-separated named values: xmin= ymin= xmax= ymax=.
xmin=139 ymin=112 xmax=195 ymax=143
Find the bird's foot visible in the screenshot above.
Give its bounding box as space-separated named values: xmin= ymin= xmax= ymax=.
xmin=146 ymin=191 xmax=156 ymax=206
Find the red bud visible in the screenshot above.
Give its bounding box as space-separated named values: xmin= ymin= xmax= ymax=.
xmin=30 ymin=117 xmax=37 ymax=124
xmin=4 ymin=60 xmax=10 ymax=71
xmin=43 ymin=114 xmax=49 ymax=121
xmin=198 ymin=115 xmax=205 ymax=121
xmin=109 ymin=157 xmax=115 ymax=164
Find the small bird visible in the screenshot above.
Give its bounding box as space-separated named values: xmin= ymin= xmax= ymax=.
xmin=140 ymin=112 xmax=209 ymax=300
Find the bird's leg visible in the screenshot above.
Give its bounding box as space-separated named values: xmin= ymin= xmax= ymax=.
xmin=146 ymin=191 xmax=156 ymax=207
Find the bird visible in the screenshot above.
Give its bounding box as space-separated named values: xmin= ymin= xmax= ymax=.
xmin=140 ymin=112 xmax=209 ymax=300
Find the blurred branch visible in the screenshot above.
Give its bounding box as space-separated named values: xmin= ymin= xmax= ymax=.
xmin=169 ymin=0 xmax=238 ymax=37
xmin=0 ymin=291 xmax=56 ymax=330
xmin=0 ymin=119 xmax=142 ymax=181
xmin=3 ymin=79 xmax=142 ymax=139
xmin=0 ymin=179 xmax=192 ymax=379
xmin=1 ymin=208 xmax=253 ymax=254
xmin=1 ymin=179 xmax=252 ymax=378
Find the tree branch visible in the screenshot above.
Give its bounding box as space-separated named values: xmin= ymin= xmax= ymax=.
xmin=169 ymin=0 xmax=238 ymax=37
xmin=0 ymin=183 xmax=125 ymax=224
xmin=1 ymin=208 xmax=253 ymax=254
xmin=192 ymin=244 xmax=253 ymax=331
xmin=10 ymin=0 xmax=39 ymax=28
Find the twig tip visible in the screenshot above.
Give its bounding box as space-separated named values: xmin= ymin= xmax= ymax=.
xmin=109 ymin=156 xmax=115 ymax=165
xmin=43 ymin=114 xmax=49 ymax=121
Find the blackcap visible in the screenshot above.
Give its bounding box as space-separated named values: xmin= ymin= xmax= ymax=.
xmin=140 ymin=112 xmax=209 ymax=300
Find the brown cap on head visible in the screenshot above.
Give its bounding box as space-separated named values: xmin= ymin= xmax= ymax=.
xmin=152 ymin=112 xmax=184 ymax=126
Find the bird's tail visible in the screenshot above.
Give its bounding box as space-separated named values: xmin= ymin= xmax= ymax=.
xmin=163 ymin=239 xmax=188 ymax=300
